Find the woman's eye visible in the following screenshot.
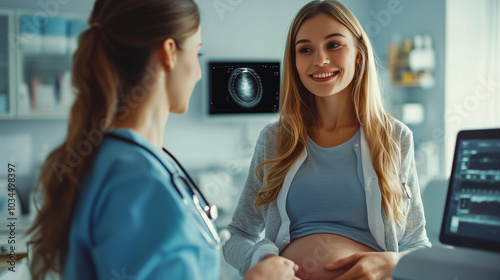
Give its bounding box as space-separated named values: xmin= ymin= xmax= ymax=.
xmin=298 ymin=47 xmax=310 ymax=54
xmin=328 ymin=42 xmax=341 ymax=49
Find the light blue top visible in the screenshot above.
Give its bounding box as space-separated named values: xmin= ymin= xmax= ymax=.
xmin=286 ymin=129 xmax=383 ymax=251
xmin=223 ymin=121 xmax=432 ymax=276
xmin=63 ymin=129 xmax=220 ymax=280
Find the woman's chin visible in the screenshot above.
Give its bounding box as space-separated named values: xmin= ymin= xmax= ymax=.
xmin=170 ymin=105 xmax=189 ymax=114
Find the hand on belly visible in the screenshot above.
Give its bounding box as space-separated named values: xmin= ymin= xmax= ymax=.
xmin=280 ymin=234 xmax=376 ymax=280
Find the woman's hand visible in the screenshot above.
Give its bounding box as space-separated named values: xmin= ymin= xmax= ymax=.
xmin=324 ymin=252 xmax=404 ymax=280
xmin=244 ymin=255 xmax=301 ymax=280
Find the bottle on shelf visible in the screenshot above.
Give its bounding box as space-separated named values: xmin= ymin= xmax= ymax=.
xmin=42 ymin=17 xmax=67 ymax=55
xmin=387 ymin=33 xmax=436 ymax=88
xmin=0 ymin=94 xmax=7 ymax=114
xmin=19 ymin=14 xmax=42 ymax=54
xmin=67 ymin=19 xmax=87 ymax=55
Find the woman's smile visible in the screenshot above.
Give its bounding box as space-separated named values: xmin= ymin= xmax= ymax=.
xmin=309 ymin=69 xmax=340 ymax=82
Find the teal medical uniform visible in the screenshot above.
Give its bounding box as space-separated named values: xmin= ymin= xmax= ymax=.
xmin=63 ymin=129 xmax=220 ymax=279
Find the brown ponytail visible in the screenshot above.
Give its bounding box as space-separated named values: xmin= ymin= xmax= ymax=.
xmin=27 ymin=0 xmax=200 ymax=278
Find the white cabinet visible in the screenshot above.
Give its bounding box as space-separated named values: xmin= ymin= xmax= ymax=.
xmin=0 ymin=9 xmax=87 ymax=119
xmin=0 ymin=10 xmax=14 ymax=118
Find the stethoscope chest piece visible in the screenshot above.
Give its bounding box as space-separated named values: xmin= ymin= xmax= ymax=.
xmin=193 ymin=195 xmax=218 ymax=220
xmin=207 ymin=204 xmax=218 ymax=220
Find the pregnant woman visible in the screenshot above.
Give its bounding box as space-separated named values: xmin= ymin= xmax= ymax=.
xmin=222 ymin=1 xmax=431 ymax=279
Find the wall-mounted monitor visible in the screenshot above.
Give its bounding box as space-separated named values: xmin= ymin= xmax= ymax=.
xmin=204 ymin=60 xmax=280 ymax=122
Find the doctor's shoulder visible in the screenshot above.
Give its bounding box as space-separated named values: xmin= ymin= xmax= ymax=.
xmin=85 ymin=138 xmax=184 ymax=217
xmin=94 ymin=137 xmax=168 ymax=176
xmin=83 ymin=137 xmax=176 ymax=203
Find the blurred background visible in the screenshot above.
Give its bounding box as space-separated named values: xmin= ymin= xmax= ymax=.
xmin=0 ymin=0 xmax=498 ymax=279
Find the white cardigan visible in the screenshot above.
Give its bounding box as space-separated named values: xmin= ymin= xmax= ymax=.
xmin=223 ymin=120 xmax=431 ymax=275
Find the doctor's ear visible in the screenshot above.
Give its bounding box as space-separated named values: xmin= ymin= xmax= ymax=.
xmin=161 ymin=38 xmax=177 ymax=71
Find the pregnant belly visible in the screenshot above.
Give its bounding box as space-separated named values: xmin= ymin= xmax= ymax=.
xmin=281 ymin=234 xmax=376 ymax=280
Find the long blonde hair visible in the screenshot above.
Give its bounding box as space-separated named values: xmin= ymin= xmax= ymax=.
xmin=26 ymin=0 xmax=200 ymax=278
xmin=254 ymin=0 xmax=404 ymax=225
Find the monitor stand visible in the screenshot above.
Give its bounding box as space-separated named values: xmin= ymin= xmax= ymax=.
xmin=393 ymin=246 xmax=500 ymax=280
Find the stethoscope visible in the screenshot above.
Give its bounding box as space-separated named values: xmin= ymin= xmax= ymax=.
xmin=105 ymin=132 xmax=226 ymax=249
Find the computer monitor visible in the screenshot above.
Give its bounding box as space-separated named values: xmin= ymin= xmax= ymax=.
xmin=440 ymin=128 xmax=500 ymax=252
xmin=205 ymin=61 xmax=280 ymax=121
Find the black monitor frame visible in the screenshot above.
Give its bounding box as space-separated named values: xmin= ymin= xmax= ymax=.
xmin=439 ymin=128 xmax=500 ymax=253
xmin=207 ymin=60 xmax=280 ymax=116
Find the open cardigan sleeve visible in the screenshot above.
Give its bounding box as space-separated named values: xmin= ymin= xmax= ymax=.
xmin=222 ymin=124 xmax=280 ymax=275
xmin=396 ymin=125 xmax=432 ymax=252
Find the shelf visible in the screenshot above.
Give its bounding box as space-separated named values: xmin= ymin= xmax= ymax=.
xmin=22 ymin=53 xmax=73 ymax=60
xmin=387 ymin=40 xmax=435 ymax=89
xmin=22 ymin=53 xmax=72 ymax=75
xmin=391 ymin=81 xmax=420 ymax=87
xmin=394 ymin=59 xmax=410 ymax=67
xmin=15 ymin=114 xmax=69 ymax=120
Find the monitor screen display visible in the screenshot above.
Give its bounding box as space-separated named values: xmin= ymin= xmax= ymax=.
xmin=208 ymin=61 xmax=280 ymax=115
xmin=440 ymin=129 xmax=500 ymax=252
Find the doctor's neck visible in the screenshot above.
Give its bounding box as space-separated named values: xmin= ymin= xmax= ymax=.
xmin=110 ymin=84 xmax=169 ymax=149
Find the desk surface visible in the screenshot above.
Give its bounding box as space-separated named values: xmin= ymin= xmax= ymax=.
xmin=393 ymin=247 xmax=500 ymax=280
xmin=0 ymin=256 xmax=31 ymax=280
xmin=0 ymin=253 xmax=28 ymax=269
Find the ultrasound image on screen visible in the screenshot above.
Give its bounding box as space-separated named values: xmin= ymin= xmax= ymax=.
xmin=209 ymin=62 xmax=280 ymax=114
xmin=444 ymin=139 xmax=500 ymax=243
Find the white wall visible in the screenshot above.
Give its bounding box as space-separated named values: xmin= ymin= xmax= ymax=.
xmin=445 ymin=0 xmax=500 ymax=173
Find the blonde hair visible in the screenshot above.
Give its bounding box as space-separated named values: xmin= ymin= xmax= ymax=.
xmin=254 ymin=0 xmax=404 ymax=225
xmin=26 ymin=0 xmax=200 ymax=278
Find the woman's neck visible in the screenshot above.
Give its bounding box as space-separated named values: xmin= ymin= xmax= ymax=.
xmin=308 ymin=87 xmax=359 ymax=147
xmin=111 ymin=87 xmax=169 ymax=149
xmin=313 ymin=86 xmax=358 ymax=131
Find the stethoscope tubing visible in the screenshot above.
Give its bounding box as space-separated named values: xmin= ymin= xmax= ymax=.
xmin=104 ymin=132 xmax=221 ymax=247
xmin=104 ymin=133 xmax=207 ymax=203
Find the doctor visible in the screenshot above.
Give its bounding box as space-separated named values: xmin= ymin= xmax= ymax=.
xmin=26 ymin=0 xmax=299 ymax=279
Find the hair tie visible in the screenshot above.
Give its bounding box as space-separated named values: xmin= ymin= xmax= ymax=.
xmin=91 ymin=22 xmax=103 ymax=29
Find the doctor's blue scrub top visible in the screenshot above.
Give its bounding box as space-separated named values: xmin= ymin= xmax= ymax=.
xmin=63 ymin=129 xmax=220 ymax=280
